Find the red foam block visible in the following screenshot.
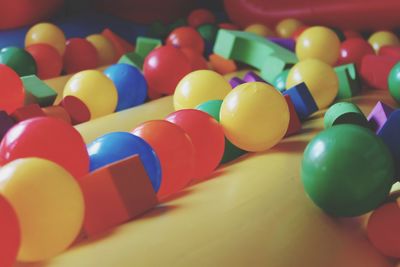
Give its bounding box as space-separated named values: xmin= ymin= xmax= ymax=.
xmin=284 ymin=94 xmax=302 ymax=137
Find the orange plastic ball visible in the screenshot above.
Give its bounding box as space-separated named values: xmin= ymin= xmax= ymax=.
xmin=367 ymin=202 xmax=400 ymax=258
xmin=166 ymin=26 xmax=205 ymax=54
xmin=132 ymin=120 xmax=195 ymax=198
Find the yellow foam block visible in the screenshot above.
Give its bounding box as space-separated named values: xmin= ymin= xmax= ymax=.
xmin=17 ymin=80 xmax=397 ymax=266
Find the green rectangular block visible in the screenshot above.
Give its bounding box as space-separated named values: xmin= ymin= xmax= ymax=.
xmin=118 ymin=52 xmax=144 ymax=69
xmin=135 ymin=37 xmax=162 ymax=59
xmin=334 ymin=63 xmax=361 ymax=100
xmin=21 ymin=75 xmax=57 ymax=107
xmin=213 ymin=29 xmax=298 ymax=82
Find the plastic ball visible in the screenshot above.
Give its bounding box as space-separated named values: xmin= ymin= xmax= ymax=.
xmin=132 ymin=120 xmax=195 ymax=198
xmin=25 ymin=44 xmax=62 ymax=79
xmin=166 ymin=109 xmax=225 ymax=179
xmin=0 ymin=194 xmax=20 ymax=267
xmin=196 ymin=100 xmax=246 ymax=164
xmin=173 ymin=70 xmax=231 ymax=110
xmin=343 ymin=30 xmax=362 ymax=40
xmin=337 ymin=38 xmax=375 ymax=69
xmin=275 ymin=18 xmax=303 ymax=38
xmin=63 ymin=70 xmax=118 ymax=119
xmin=291 ymin=25 xmax=308 ymax=40
xmin=187 ymin=8 xmax=216 ymax=28
xmin=86 ymin=34 xmax=116 ymax=66
xmin=367 ymin=202 xmax=400 ymax=258
xmin=388 ymin=62 xmax=400 ymax=103
xmin=286 ymin=59 xmax=339 ymax=109
xmin=0 ymin=158 xmax=84 ymax=261
xmin=25 ymin=23 xmax=66 ymax=55
xmin=0 ymin=117 xmax=89 ymax=179
xmin=220 ymin=82 xmax=289 ymax=152
xmin=143 ymin=45 xmax=192 ymax=95
xmin=302 ymin=125 xmax=394 ymax=217
xmin=296 ymin=26 xmax=340 ymax=65
xmin=273 ymin=69 xmax=289 ymax=92
xmin=368 ymin=31 xmax=400 ymax=53
xmin=63 ymin=38 xmax=98 ymax=74
xmin=181 ymin=48 xmax=208 ymax=71
xmin=166 ymin=26 xmax=205 ymax=54
xmin=244 ymin=24 xmax=274 ymax=37
xmin=0 ymin=47 xmax=36 ymax=76
xmin=0 ymin=64 xmax=25 ymax=114
xmin=104 ymin=64 xmax=147 ymax=111
xmin=87 ymin=132 xmax=161 ymax=192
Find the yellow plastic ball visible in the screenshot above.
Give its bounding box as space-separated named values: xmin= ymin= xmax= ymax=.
xmin=63 ymin=70 xmax=118 ymax=119
xmin=0 ymin=158 xmax=84 ymax=262
xmin=25 ymin=23 xmax=66 ymax=55
xmin=244 ymin=24 xmax=274 ymax=37
xmin=296 ymin=26 xmax=340 ymax=65
xmin=220 ymin=82 xmax=289 ymax=152
xmin=286 ymin=59 xmax=338 ymax=109
xmin=276 ymin=18 xmax=303 ymax=38
xmin=368 ymin=31 xmax=400 ymax=53
xmin=86 ymin=34 xmax=116 ymax=66
xmin=174 ymin=70 xmax=231 ymax=110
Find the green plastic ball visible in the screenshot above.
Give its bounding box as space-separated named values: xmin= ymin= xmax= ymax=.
xmin=388 ymin=62 xmax=400 ymax=103
xmin=0 ymin=47 xmax=37 ymax=76
xmin=196 ymin=100 xmax=246 ymax=164
xmin=273 ymin=69 xmax=289 ymax=92
xmin=302 ymin=124 xmax=394 ymax=217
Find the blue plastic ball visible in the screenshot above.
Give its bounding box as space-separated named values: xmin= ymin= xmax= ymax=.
xmin=87 ymin=132 xmax=161 ymax=192
xmin=104 ymin=63 xmax=147 ymax=111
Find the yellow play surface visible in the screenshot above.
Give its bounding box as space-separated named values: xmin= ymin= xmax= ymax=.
xmin=14 ymin=74 xmax=399 ymax=267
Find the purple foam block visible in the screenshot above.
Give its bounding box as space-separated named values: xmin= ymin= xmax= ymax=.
xmin=243 ymin=71 xmax=266 ymax=83
xmin=229 ymin=77 xmax=244 ymax=88
xmin=367 ymin=101 xmax=394 ymax=133
xmin=0 ymin=111 xmax=15 ymax=141
xmin=267 ymin=37 xmax=296 ymax=52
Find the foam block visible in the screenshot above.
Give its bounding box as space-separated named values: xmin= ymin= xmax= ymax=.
xmin=21 ymin=75 xmax=57 ymax=107
xmin=334 ymin=64 xmax=361 ymax=99
xmin=42 ymin=106 xmax=72 ymax=124
xmin=0 ymin=111 xmax=15 ymax=140
xmin=267 ymin=37 xmax=296 ymax=51
xmin=60 ymin=96 xmax=91 ymax=125
xmin=360 ymin=55 xmax=397 ymax=90
xmin=367 ymin=101 xmax=394 ymax=133
xmin=378 ymin=45 xmax=400 ymax=60
xmin=11 ymin=103 xmax=46 ymax=122
xmin=323 ymin=102 xmax=368 ymax=129
xmin=243 ymin=71 xmax=268 ymax=83
xmin=209 ymin=53 xmax=237 ymax=75
xmin=377 ymin=109 xmax=400 ymax=178
xmin=80 ymin=155 xmax=158 ymax=237
xmin=102 ymin=28 xmax=135 ymax=60
xmin=229 ymin=77 xmax=244 ymax=88
xmin=284 ymin=95 xmax=302 ymax=136
xmin=213 ymin=29 xmax=298 ymax=82
xmin=283 ymin=82 xmax=318 ymax=120
xmin=135 ymin=37 xmax=162 ymax=59
xmin=118 ymin=51 xmax=144 ymax=69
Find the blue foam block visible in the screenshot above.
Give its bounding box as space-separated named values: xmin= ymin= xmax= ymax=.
xmin=283 ymin=82 xmax=318 ymax=120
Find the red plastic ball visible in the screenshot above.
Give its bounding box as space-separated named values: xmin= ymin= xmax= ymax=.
xmin=25 ymin=44 xmax=62 ymax=79
xmin=0 ymin=195 xmax=20 ymax=267
xmin=166 ymin=26 xmax=205 ymax=54
xmin=292 ymin=25 xmax=308 ymax=40
xmin=187 ymin=8 xmax=216 ymax=28
xmin=63 ymin=38 xmax=98 ymax=74
xmin=132 ymin=120 xmax=195 ymax=198
xmin=181 ymin=48 xmax=208 ymax=71
xmin=0 ymin=64 xmax=24 ymax=114
xmin=143 ymin=45 xmax=192 ymax=95
xmin=0 ymin=117 xmax=89 ymax=179
xmin=337 ymin=38 xmax=375 ymax=68
xmin=343 ymin=30 xmax=362 ymax=40
xmin=367 ymin=202 xmax=400 ymax=258
xmin=166 ymin=109 xmax=225 ymax=180
xmin=218 ymin=22 xmax=240 ymax=31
